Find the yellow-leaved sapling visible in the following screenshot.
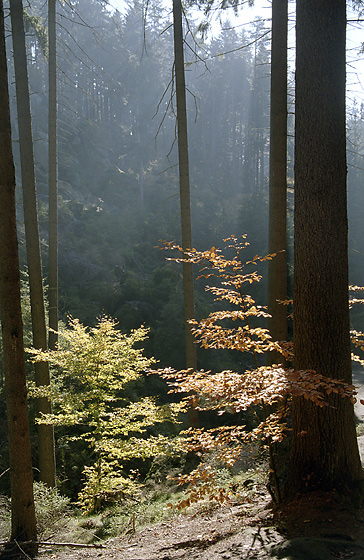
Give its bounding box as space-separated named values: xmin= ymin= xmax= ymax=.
xmin=28 ymin=316 xmax=183 ymax=513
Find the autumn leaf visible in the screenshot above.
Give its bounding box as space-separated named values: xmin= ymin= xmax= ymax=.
xmin=155 ymin=238 xmax=362 ymax=511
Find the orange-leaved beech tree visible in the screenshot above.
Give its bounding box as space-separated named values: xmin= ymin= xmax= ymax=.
xmin=157 ymin=237 xmax=358 ymax=506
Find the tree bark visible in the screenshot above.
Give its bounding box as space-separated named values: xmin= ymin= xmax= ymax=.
xmin=9 ymin=0 xmax=56 ymax=488
xmin=48 ymin=0 xmax=58 ymax=352
xmin=286 ymin=0 xmax=363 ymax=495
xmin=172 ymin=1 xmax=196 ymax=366
xmin=267 ymin=0 xmax=288 ymax=366
xmin=0 ymin=0 xmax=38 ymax=545
xmin=172 ymin=0 xmax=198 ymax=427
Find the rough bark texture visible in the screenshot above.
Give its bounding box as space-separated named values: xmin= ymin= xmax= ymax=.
xmin=267 ymin=0 xmax=288 ymax=366
xmin=48 ymin=0 xmax=58 ymax=352
xmin=10 ymin=0 xmax=56 ymax=488
xmin=0 ymin=0 xmax=37 ymax=545
xmin=172 ymin=0 xmax=198 ymax=428
xmin=286 ymin=0 xmax=363 ymax=495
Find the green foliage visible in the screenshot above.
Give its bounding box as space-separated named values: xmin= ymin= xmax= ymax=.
xmin=28 ymin=316 xmax=183 ymax=513
xmin=0 ymin=483 xmax=70 ymax=542
xmin=33 ymin=481 xmax=70 ymax=537
xmin=0 ymin=496 xmax=10 ymax=540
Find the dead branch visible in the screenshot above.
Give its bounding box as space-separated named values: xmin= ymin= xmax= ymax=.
xmin=0 ymin=541 xmax=107 ymax=549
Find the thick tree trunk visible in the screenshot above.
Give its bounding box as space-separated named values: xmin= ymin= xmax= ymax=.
xmin=172 ymin=0 xmax=198 ymax=428
xmin=267 ymin=0 xmax=288 ymax=366
xmin=286 ymin=0 xmax=363 ymax=495
xmin=48 ymin=0 xmax=58 ymax=352
xmin=10 ymin=0 xmax=56 ymax=488
xmin=0 ymin=0 xmax=37 ymax=545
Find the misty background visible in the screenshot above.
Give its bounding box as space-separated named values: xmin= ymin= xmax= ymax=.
xmin=4 ymin=0 xmax=364 ymax=371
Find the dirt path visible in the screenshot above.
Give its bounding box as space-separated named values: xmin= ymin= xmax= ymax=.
xmin=31 ymin=491 xmax=364 ymax=560
xmin=33 ymin=480 xmax=364 ymax=560
xmin=33 ymin=495 xmax=285 ymax=560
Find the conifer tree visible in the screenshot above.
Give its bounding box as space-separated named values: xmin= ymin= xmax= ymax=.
xmin=172 ymin=0 xmax=198 ymax=427
xmin=9 ymin=0 xmax=56 ymax=488
xmin=286 ymin=0 xmax=363 ymax=496
xmin=267 ymin=0 xmax=288 ymax=366
xmin=172 ymin=5 xmax=196 ymax=365
xmin=0 ymin=0 xmax=37 ymax=545
xmin=48 ymin=0 xmax=58 ymax=351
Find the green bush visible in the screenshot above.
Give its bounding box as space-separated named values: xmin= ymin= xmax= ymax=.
xmin=28 ymin=316 xmax=183 ymax=513
xmin=33 ymin=482 xmax=70 ymax=537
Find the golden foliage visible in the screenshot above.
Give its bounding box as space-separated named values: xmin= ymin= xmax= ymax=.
xmin=28 ymin=316 xmax=181 ymax=513
xmin=155 ymin=238 xmax=360 ymax=509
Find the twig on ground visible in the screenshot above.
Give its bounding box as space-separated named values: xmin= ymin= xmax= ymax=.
xmin=0 ymin=540 xmax=107 ymax=549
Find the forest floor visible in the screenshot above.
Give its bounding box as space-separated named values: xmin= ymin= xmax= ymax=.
xmin=4 ymin=371 xmax=364 ymax=560
xmin=31 ymin=486 xmax=364 ymax=560
xmin=33 ymin=368 xmax=364 ymax=560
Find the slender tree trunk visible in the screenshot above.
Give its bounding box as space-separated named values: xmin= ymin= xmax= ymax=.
xmin=48 ymin=0 xmax=58 ymax=351
xmin=172 ymin=0 xmax=196 ymax=366
xmin=9 ymin=0 xmax=56 ymax=488
xmin=0 ymin=0 xmax=37 ymax=546
xmin=267 ymin=0 xmax=288 ymax=365
xmin=286 ymin=0 xmax=363 ymax=496
xmin=172 ymin=0 xmax=198 ymax=427
xmin=244 ymin=41 xmax=257 ymax=194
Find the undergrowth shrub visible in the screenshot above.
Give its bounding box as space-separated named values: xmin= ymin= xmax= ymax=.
xmin=33 ymin=481 xmax=70 ymax=537
xmin=0 ymin=495 xmax=10 ymax=540
xmin=28 ymin=316 xmax=183 ymax=513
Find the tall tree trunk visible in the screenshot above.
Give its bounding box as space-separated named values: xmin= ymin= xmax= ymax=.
xmin=0 ymin=0 xmax=38 ymax=546
xmin=9 ymin=0 xmax=56 ymax=488
xmin=286 ymin=0 xmax=363 ymax=496
xmin=172 ymin=0 xmax=196 ymax=367
xmin=172 ymin=0 xmax=198 ymax=427
xmin=267 ymin=0 xmax=288 ymax=365
xmin=244 ymin=40 xmax=257 ymax=194
xmin=48 ymin=0 xmax=58 ymax=351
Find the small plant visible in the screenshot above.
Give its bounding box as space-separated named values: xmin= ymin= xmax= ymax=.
xmin=28 ymin=316 xmax=182 ymax=513
xmin=0 ymin=495 xmax=11 ymax=540
xmin=33 ymin=481 xmax=70 ymax=537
